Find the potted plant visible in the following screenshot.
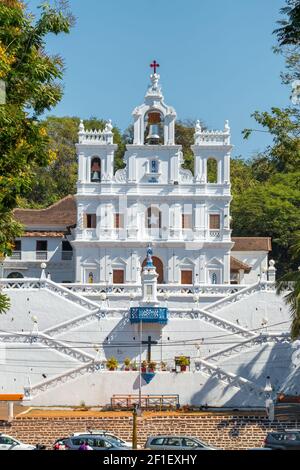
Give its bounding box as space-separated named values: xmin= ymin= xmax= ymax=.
xmin=124 ymin=357 xmax=131 ymax=371
xmin=160 ymin=361 xmax=167 ymax=371
xmin=148 ymin=361 xmax=157 ymax=372
xmin=177 ymin=356 xmax=189 ymax=372
xmin=131 ymin=361 xmax=138 ymax=371
xmin=106 ymin=356 xmax=118 ymax=371
xmin=141 ymin=360 xmax=148 ymax=373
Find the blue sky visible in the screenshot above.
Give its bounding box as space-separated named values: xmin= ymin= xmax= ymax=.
xmin=29 ymin=0 xmax=289 ymax=159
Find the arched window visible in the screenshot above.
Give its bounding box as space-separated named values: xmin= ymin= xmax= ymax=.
xmin=91 ymin=157 xmax=101 ymax=182
xmin=88 ymin=272 xmax=94 ymax=284
xmin=7 ymin=272 xmax=24 ymax=279
xmin=144 ymin=111 xmax=164 ymax=145
xmin=146 ymin=206 xmax=161 ymax=229
xmin=207 ymin=158 xmax=218 ymax=183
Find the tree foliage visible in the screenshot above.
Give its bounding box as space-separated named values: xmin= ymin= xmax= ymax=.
xmin=275 ymin=0 xmax=300 ymax=46
xmin=0 ymin=0 xmax=73 ymax=312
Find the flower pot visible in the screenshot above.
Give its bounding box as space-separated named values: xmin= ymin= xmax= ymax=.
xmin=180 ymin=365 xmax=187 ymax=372
xmin=125 ymin=368 xmax=130 ymax=371
xmin=109 ymin=368 xmax=116 ymax=371
xmin=141 ymin=367 xmax=147 ymax=373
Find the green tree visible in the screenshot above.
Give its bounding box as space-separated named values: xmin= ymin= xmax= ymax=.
xmin=275 ymin=0 xmax=300 ymax=46
xmin=0 ymin=0 xmax=73 ymax=311
xmin=276 ymin=231 xmax=300 ymax=340
xmin=231 ymin=172 xmax=300 ymax=277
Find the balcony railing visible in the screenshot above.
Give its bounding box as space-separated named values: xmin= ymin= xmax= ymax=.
xmin=130 ymin=306 xmax=168 ymax=324
xmin=10 ymin=251 xmax=21 ymax=260
xmin=36 ymin=251 xmax=47 ymax=261
xmin=209 ymin=230 xmax=221 ymax=239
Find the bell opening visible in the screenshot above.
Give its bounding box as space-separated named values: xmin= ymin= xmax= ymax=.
xmin=144 ymin=111 xmax=163 ymax=145
xmin=91 ymin=157 xmax=101 ymax=182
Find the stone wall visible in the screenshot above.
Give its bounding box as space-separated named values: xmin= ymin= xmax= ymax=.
xmin=1 ymin=413 xmax=299 ymax=450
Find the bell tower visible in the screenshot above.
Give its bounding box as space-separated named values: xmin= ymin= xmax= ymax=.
xmin=132 ymin=61 xmax=177 ymax=146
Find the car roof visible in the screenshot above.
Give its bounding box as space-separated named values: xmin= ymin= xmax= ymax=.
xmin=70 ymin=434 xmax=114 ymax=440
xmin=148 ymin=435 xmax=203 ymax=440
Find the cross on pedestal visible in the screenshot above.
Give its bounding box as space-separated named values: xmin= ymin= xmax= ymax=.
xmin=142 ymin=336 xmax=158 ymax=362
xmin=150 ymin=60 xmax=160 ymax=74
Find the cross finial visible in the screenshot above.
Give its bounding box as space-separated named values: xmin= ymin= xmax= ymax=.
xmin=150 ymin=60 xmax=160 ymax=74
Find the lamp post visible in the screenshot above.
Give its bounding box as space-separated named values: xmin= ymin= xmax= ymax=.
xmin=132 ymin=403 xmax=141 ymax=449
xmin=138 ymin=318 xmax=143 ymax=409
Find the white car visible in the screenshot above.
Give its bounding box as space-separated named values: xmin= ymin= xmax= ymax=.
xmin=0 ymin=433 xmax=36 ymax=450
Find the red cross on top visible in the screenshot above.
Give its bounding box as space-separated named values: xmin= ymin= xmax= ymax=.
xmin=150 ymin=60 xmax=160 ymax=74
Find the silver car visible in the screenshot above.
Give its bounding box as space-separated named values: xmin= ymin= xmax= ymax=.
xmin=63 ymin=433 xmax=129 ymax=450
xmin=145 ymin=435 xmax=216 ymax=450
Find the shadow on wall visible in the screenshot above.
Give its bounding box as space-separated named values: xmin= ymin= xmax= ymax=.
xmin=191 ymin=341 xmax=295 ymax=409
xmin=102 ymin=314 xmax=164 ymax=369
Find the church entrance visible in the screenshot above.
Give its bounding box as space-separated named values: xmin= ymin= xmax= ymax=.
xmin=142 ymin=256 xmax=164 ymax=283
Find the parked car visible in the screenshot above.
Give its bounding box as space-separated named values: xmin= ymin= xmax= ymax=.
xmin=0 ymin=433 xmax=36 ymax=450
xmin=145 ymin=435 xmax=216 ymax=450
xmin=62 ymin=433 xmax=129 ymax=450
xmin=70 ymin=430 xmax=133 ymax=448
xmin=264 ymin=430 xmax=300 ymax=450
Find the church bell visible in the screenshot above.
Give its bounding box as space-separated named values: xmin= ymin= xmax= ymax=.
xmin=146 ymin=124 xmax=160 ymax=143
xmin=146 ymin=111 xmax=161 ymax=144
xmin=91 ymin=171 xmax=100 ymax=182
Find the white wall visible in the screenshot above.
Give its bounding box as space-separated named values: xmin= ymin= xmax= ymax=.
xmin=0 ymin=284 xmax=293 ymax=407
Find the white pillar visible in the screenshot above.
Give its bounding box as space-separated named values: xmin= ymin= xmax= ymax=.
xmin=8 ymin=402 xmax=14 ymax=422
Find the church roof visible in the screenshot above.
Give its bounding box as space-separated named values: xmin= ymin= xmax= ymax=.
xmin=13 ymin=196 xmax=77 ymax=229
xmin=232 ymin=237 xmax=272 ymax=252
xmin=230 ymin=256 xmax=252 ymax=273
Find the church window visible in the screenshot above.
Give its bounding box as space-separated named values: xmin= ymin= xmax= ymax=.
xmin=113 ymin=269 xmax=124 ymax=284
xmin=181 ymin=270 xmax=193 ymax=285
xmin=209 ymin=214 xmax=220 ymax=229
xmin=146 ymin=207 xmax=161 ymax=229
xmin=114 ymin=213 xmax=124 ymax=229
xmin=85 ymin=214 xmax=97 ymax=229
xmin=36 ymin=240 xmax=47 ymax=260
xmin=91 ymin=157 xmax=101 ymax=182
xmin=207 ymin=158 xmax=218 ymax=183
xmin=182 ymin=214 xmax=192 ymax=229
xmin=11 ymin=240 xmax=21 ymax=260
xmin=211 ymin=272 xmax=218 ymax=284
xmin=62 ymin=240 xmax=72 ymax=260
xmin=88 ymin=272 xmax=94 ymax=283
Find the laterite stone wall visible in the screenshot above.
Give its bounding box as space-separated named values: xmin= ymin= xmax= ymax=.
xmin=1 ymin=414 xmax=299 ymax=450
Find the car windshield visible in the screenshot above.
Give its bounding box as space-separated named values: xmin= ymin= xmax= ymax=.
xmin=106 ymin=437 xmax=127 ymax=447
xmin=106 ymin=434 xmax=126 ymax=444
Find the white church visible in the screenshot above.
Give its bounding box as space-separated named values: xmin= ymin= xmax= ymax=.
xmin=0 ymin=67 xmax=297 ymax=409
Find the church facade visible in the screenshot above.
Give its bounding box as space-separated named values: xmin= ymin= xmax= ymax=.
xmin=0 ymin=69 xmax=294 ymax=409
xmin=3 ymin=72 xmax=271 ymax=286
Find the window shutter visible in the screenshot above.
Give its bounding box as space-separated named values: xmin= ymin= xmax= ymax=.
xmin=209 ymin=214 xmax=220 ymax=229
